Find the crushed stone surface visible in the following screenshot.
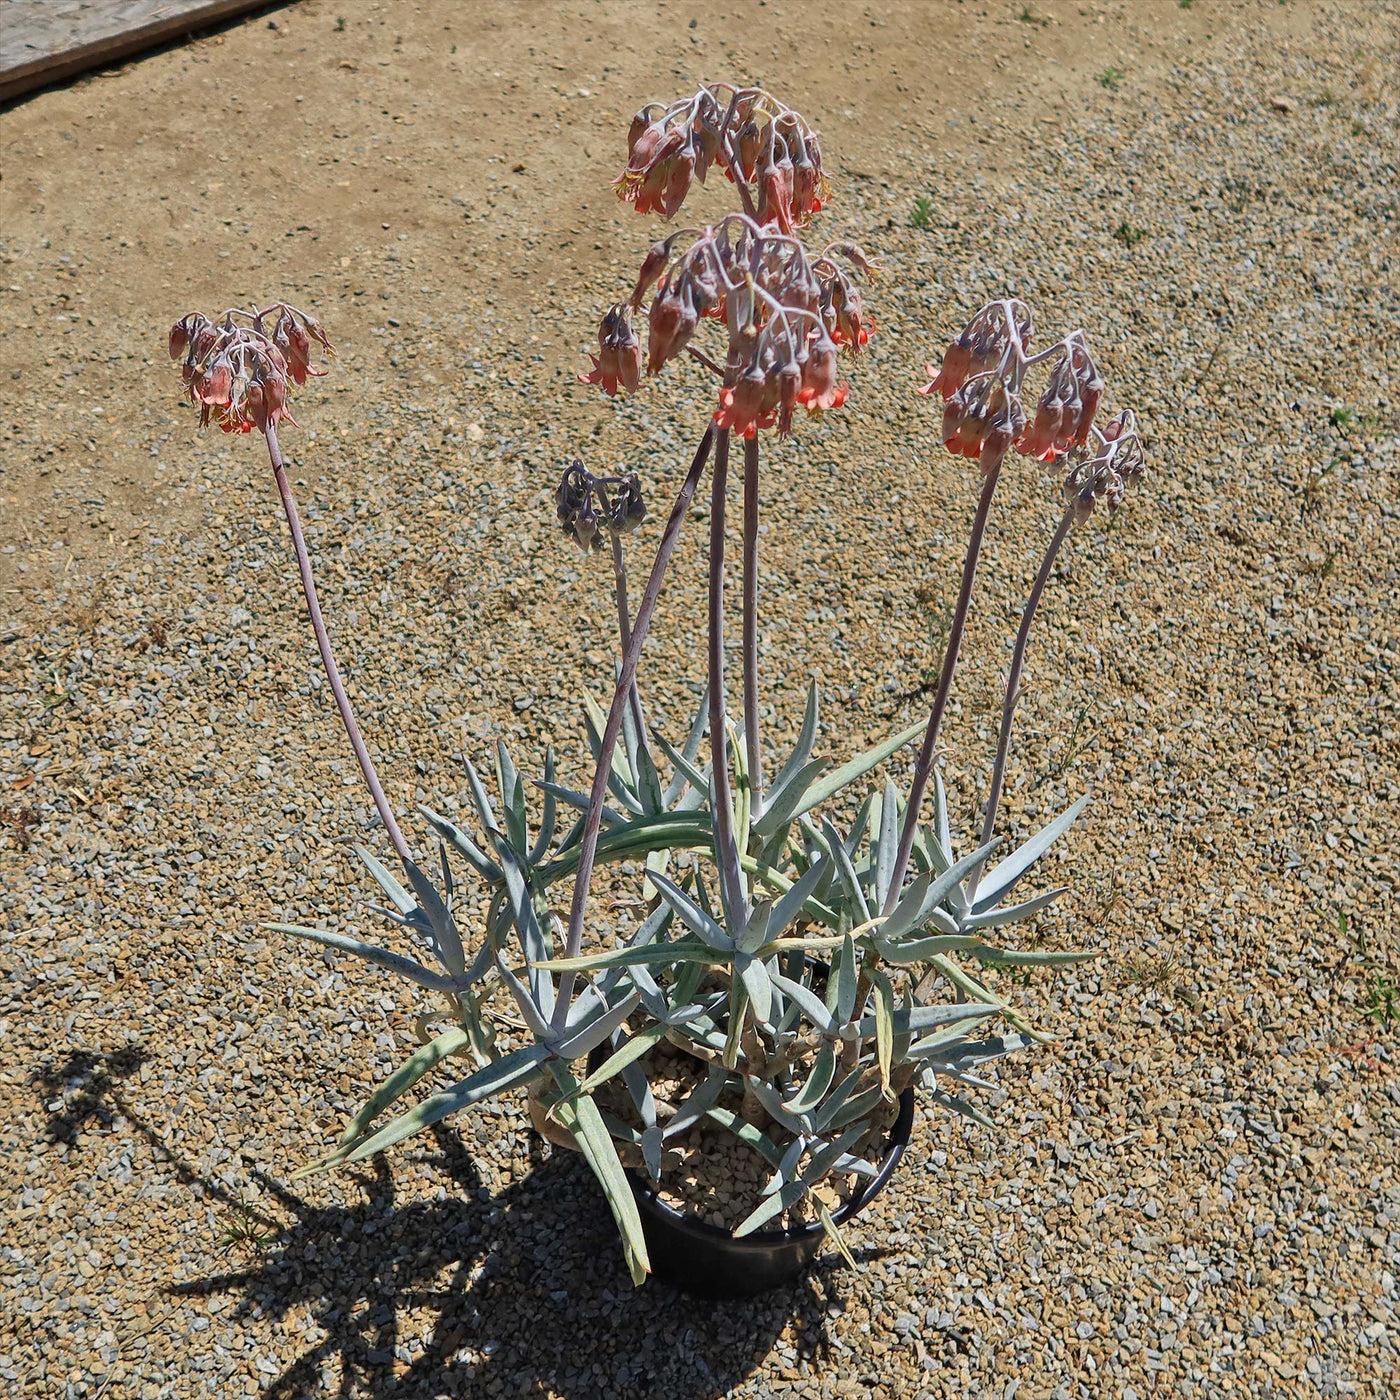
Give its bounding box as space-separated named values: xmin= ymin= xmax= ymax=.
xmin=1 ymin=1 xmax=1397 ymax=1397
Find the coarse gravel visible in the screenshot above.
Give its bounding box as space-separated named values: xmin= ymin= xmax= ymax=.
xmin=1 ymin=2 xmax=1397 ymax=1398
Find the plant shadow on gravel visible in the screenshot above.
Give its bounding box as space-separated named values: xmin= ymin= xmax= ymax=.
xmin=34 ymin=1045 xmax=150 ymax=1146
xmin=174 ymin=1122 xmax=855 ymax=1399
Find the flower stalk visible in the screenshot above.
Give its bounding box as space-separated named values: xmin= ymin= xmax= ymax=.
xmin=741 ymin=434 xmax=764 ymax=803
xmin=554 ymin=425 xmax=716 ymax=1028
xmin=265 ymin=427 xmax=414 ymax=867
xmin=882 ymin=463 xmax=1000 ymax=913
xmin=969 ymin=503 xmax=1075 ymax=901
xmin=610 ymin=531 xmax=648 ymax=751
xmin=708 ymin=429 xmax=748 ymax=925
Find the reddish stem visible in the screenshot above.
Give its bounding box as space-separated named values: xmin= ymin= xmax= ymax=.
xmin=741 ymin=434 xmax=764 ymax=803
xmin=708 ymin=429 xmax=747 ymax=923
xmin=882 ymin=463 xmax=1002 ymax=914
xmin=555 ymin=426 xmax=715 ymax=1030
xmin=265 ymin=426 xmax=413 ymax=868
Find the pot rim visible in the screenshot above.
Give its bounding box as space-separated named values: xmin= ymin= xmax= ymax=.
xmin=623 ymin=1083 xmax=916 ymax=1246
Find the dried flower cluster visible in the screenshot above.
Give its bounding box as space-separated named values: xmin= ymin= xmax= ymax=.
xmin=617 ymin=84 xmax=829 ymax=232
xmin=555 ymin=459 xmax=647 ymax=551
xmin=1062 ymin=409 xmax=1146 ymax=524
xmin=168 ymin=305 xmax=332 ymax=434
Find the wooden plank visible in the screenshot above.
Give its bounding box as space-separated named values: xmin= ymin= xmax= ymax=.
xmin=0 ymin=1 xmax=288 ymax=105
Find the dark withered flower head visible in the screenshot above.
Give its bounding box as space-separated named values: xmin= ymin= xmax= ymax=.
xmin=555 ymin=460 xmax=647 ymax=551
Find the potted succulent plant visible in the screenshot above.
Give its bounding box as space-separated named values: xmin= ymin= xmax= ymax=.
xmin=166 ymin=81 xmax=1146 ymax=1297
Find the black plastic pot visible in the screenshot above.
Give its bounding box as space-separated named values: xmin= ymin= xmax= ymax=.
xmin=585 ymin=1042 xmax=916 ymax=1298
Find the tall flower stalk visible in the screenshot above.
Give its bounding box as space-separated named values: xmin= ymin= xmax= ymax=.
xmin=742 ymin=435 xmax=765 ymax=803
xmin=552 ymin=427 xmax=715 ymax=1029
xmin=169 ymin=305 xmax=413 ymax=867
xmin=575 ymin=81 xmax=874 ymax=951
xmin=885 ymin=303 xmax=1108 ymax=910
xmin=969 ymin=412 xmax=1146 ymax=902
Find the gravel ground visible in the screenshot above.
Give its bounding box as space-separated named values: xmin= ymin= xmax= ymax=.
xmin=2 ymin=1 xmax=1398 ymax=1397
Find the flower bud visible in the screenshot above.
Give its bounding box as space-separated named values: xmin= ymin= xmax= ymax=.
xmin=619 ymin=474 xmax=647 ymax=532
xmin=647 ymin=280 xmax=699 ymax=374
xmin=631 ymin=239 xmax=673 ymax=308
xmin=798 ymin=336 xmax=843 ymax=409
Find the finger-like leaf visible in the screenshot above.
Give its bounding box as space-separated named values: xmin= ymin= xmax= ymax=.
xmin=734 ymin=1181 xmax=805 ymax=1237
xmin=649 ymin=869 xmax=734 ymax=953
xmin=400 ymin=856 xmax=468 ymax=980
xmin=822 ymin=1083 xmax=886 ymax=1133
xmin=793 ymin=717 xmax=926 ymax=819
xmin=928 ymin=1086 xmax=995 ymax=1129
xmin=818 ymin=1201 xmax=858 ymax=1269
xmin=972 ymin=793 xmax=1090 ymax=914
xmin=548 ymin=1065 xmax=650 ymax=1285
xmin=528 ymin=748 xmax=559 ymax=865
xmin=820 ymin=816 xmax=870 ymax=925
xmin=641 ymin=1125 xmax=664 ymax=1182
xmin=971 ymin=945 xmax=1100 ymax=967
xmin=318 ymin=1043 xmax=550 ymax=1169
xmin=735 ymin=951 xmax=773 ymax=1025
xmin=810 ymin=1065 xmax=872 ymax=1135
xmin=269 ymin=923 xmax=458 ymax=993
xmin=829 ymin=933 xmax=858 ymax=1022
xmin=745 ymin=1076 xmax=809 ymax=1136
xmin=419 ymin=806 xmax=503 ymax=883
xmin=495 ymin=740 xmax=528 ymax=854
xmin=752 ymin=756 xmax=831 ymax=839
xmin=960 ymin=885 xmax=1068 ymax=929
xmin=856 ymin=1000 xmax=1001 ymax=1038
xmin=357 ymin=846 xmax=416 ymax=915
xmin=461 ymin=753 xmax=503 ymax=838
xmin=576 ymin=1021 xmax=669 ymax=1096
xmin=661 ymin=1067 xmax=731 ymax=1141
xmin=335 ymin=1026 xmax=471 ymax=1150
xmin=873 ymin=933 xmax=987 ymax=966
xmin=661 ymin=692 xmax=712 ymax=808
xmin=887 ymin=838 xmax=1000 ymax=939
xmin=761 ymin=682 xmax=819 ymax=814
xmin=704 ymin=1106 xmax=784 ymax=1167
xmin=534 ymin=939 xmax=715 ymax=973
xmin=873 ymin=779 xmax=900 ymax=910
xmin=871 ymin=968 xmax=895 ymax=1098
xmin=494 ymin=844 xmax=553 ymax=1018
xmin=655 ymin=730 xmax=709 ymax=805
xmin=787 ymin=1042 xmax=837 ymax=1114
xmin=806 ymin=1122 xmax=878 ymax=1180
xmin=494 ymin=949 xmax=554 ymax=1042
xmin=770 ymin=972 xmax=837 ymax=1034
xmin=533 ymin=780 xmax=628 ymax=828
xmin=762 ymin=855 xmax=831 ymax=948
xmin=553 ymin=991 xmax=642 ymax=1061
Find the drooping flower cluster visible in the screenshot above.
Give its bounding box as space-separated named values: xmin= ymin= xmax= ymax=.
xmin=920 ymin=302 xmax=1115 ymax=482
xmin=584 ymin=84 xmax=869 ymax=438
xmin=939 ymin=377 xmax=1027 ymax=476
xmin=555 ymin=460 xmax=647 ymax=551
xmin=615 ymin=84 xmax=829 ymax=233
xmin=578 ymin=303 xmax=643 ymax=397
xmin=590 ymin=215 xmax=871 ymax=438
xmin=168 ymin=305 xmax=332 ymax=434
xmin=1062 ymin=410 xmax=1146 ymax=525
xmin=1018 ymin=337 xmax=1103 ymax=461
xmin=920 ymin=300 xmax=1034 ymax=402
